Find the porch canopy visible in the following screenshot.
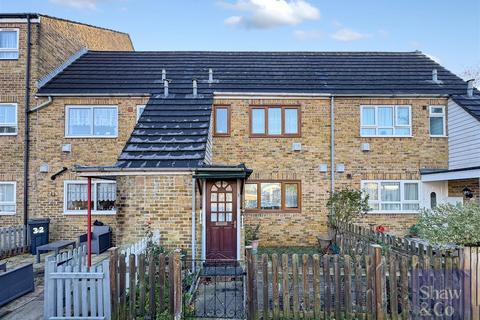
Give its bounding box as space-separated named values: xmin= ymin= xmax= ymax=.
xmin=421 ymin=166 xmax=480 ymax=182
xmin=193 ymin=163 xmax=253 ymax=180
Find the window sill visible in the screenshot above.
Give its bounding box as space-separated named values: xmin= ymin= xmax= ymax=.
xmin=244 ymin=209 xmax=301 ymax=214
xmin=367 ymin=211 xmax=419 ymax=215
xmin=430 ymin=135 xmax=448 ymax=138
xmin=64 ymin=135 xmax=118 ymax=139
xmin=0 ymin=58 xmax=19 ymax=61
xmin=0 ymin=132 xmax=18 ymax=136
xmin=63 ymin=211 xmax=117 ymax=215
xmin=0 ymin=212 xmax=16 ymax=215
xmin=360 ymin=135 xmax=413 ymax=138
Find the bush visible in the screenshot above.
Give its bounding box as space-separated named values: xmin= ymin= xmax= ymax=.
xmin=417 ymin=203 xmax=480 ymax=246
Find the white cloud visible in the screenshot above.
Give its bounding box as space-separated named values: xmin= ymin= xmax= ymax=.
xmin=221 ymin=0 xmax=320 ymax=29
xmin=293 ymin=29 xmax=323 ymax=41
xmin=331 ymin=28 xmax=370 ymax=41
xmin=50 ymin=0 xmax=104 ymax=10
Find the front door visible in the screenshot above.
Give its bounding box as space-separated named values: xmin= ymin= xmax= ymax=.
xmin=206 ymin=180 xmax=237 ymax=260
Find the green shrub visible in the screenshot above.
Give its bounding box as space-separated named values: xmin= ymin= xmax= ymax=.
xmin=245 ymin=223 xmax=260 ymax=245
xmin=417 ymin=203 xmax=480 ymax=246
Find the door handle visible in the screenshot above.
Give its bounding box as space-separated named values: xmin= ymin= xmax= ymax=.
xmin=234 ymin=220 xmax=237 ymax=228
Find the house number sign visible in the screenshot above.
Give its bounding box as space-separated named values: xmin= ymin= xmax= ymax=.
xmin=33 ymin=227 xmax=45 ymax=234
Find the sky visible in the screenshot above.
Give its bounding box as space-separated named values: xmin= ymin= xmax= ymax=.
xmin=1 ymin=0 xmax=479 ymax=76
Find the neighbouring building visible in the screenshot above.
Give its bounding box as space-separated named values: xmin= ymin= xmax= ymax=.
xmin=0 ymin=13 xmax=133 ymax=228
xmin=1 ymin=15 xmax=479 ymax=261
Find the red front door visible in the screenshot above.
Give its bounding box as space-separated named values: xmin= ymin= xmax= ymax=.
xmin=206 ymin=180 xmax=237 ymax=260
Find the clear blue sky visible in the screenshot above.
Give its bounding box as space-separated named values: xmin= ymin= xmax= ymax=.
xmin=1 ymin=0 xmax=479 ymax=76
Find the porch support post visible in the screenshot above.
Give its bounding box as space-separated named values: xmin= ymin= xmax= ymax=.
xmin=87 ymin=176 xmax=92 ymax=268
xmin=201 ymin=179 xmax=206 ymax=260
xmin=237 ymin=179 xmax=241 ymax=260
xmin=191 ymin=176 xmax=196 ymax=271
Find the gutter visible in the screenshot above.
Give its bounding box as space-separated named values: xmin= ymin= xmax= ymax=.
xmin=23 ymin=14 xmax=32 ymax=245
xmin=214 ymin=91 xmax=449 ymax=98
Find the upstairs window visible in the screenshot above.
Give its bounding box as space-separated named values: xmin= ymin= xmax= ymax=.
xmin=0 ymin=29 xmax=19 ymax=59
xmin=361 ymin=105 xmax=411 ymax=137
xmin=244 ymin=181 xmax=300 ymax=212
xmin=214 ymin=106 xmax=230 ymax=136
xmin=0 ymin=182 xmax=16 ymax=215
xmin=429 ymin=105 xmax=446 ymax=136
xmin=0 ymin=103 xmax=17 ymax=135
xmin=250 ymin=106 xmax=300 ymax=137
xmin=64 ymin=180 xmax=116 ymax=214
xmin=136 ymin=105 xmax=146 ymax=121
xmin=66 ymin=105 xmax=118 ymax=138
xmin=362 ymin=180 xmax=420 ymax=213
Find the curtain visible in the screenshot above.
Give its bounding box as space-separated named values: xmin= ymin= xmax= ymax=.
xmin=0 ymin=105 xmax=15 ymax=124
xmin=66 ymin=183 xmax=87 ymax=210
xmin=404 ymin=183 xmax=419 ymax=200
xmin=94 ymin=108 xmax=117 ymax=135
xmin=0 ymin=31 xmax=17 ymax=49
xmin=364 ymin=182 xmax=378 ymax=201
xmin=0 ymin=184 xmax=14 ymax=202
xmin=268 ymin=108 xmax=281 ymax=135
xmin=284 ymin=109 xmax=298 ymax=134
xmin=285 ymin=184 xmax=298 ymax=208
xmin=69 ymin=108 xmax=91 ymax=135
xmin=378 ymin=107 xmax=393 ymax=126
xmin=362 ymin=107 xmax=375 ymax=125
xmin=396 ymin=107 xmax=410 ymax=125
xmin=252 ymin=109 xmax=265 ymax=134
xmin=381 ymin=182 xmax=400 ymax=201
xmin=97 ymin=183 xmax=116 ymax=201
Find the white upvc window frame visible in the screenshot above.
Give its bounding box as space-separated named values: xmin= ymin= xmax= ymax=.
xmin=136 ymin=105 xmax=146 ymax=122
xmin=429 ymin=105 xmax=447 ymax=137
xmin=65 ymin=105 xmax=118 ymax=138
xmin=0 ymin=181 xmax=16 ymax=215
xmin=0 ymin=28 xmax=19 ymax=60
xmin=360 ymin=105 xmax=412 ymax=137
xmin=0 ymin=103 xmax=17 ymax=135
xmin=361 ymin=180 xmax=421 ymax=214
xmin=63 ymin=180 xmax=117 ymax=215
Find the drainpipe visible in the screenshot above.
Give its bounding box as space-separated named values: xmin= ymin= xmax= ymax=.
xmin=23 ymin=14 xmax=32 ymax=246
xmin=191 ymin=177 xmax=196 ymax=272
xmin=329 ymin=96 xmax=335 ymax=226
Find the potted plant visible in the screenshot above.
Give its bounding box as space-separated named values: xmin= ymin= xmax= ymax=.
xmin=245 ymin=224 xmax=261 ymax=252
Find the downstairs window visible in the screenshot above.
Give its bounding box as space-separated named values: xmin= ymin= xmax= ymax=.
xmin=361 ymin=180 xmax=420 ymax=213
xmin=244 ymin=181 xmax=300 ymax=212
xmin=64 ymin=180 xmax=116 ymax=214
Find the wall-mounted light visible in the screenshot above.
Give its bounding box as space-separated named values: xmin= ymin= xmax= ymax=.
xmin=463 ymin=187 xmax=474 ymax=199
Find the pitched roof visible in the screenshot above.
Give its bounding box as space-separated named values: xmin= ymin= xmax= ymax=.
xmin=38 ymin=51 xmax=470 ymax=96
xmin=36 ymin=50 xmax=480 ymax=169
xmin=451 ymin=95 xmax=480 ymax=121
xmin=116 ymin=95 xmax=213 ymax=169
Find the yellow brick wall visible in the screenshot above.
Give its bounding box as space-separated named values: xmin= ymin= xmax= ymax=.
xmin=0 ymin=16 xmax=133 ymax=228
xmin=25 ymin=97 xmax=147 ymax=241
xmin=116 ymin=175 xmax=195 ymax=252
xmin=212 ymin=97 xmax=449 ymax=246
xmin=38 ymin=16 xmax=133 ymax=78
xmin=448 ymin=178 xmax=480 ymax=204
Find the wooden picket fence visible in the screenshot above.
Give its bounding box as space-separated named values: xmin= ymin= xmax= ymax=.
xmin=108 ymin=248 xmax=182 ymax=320
xmin=246 ymin=246 xmax=469 ymax=319
xmin=0 ymin=225 xmax=28 ymax=259
xmin=334 ymin=221 xmax=462 ymax=259
xmin=44 ymin=245 xmax=112 ymax=319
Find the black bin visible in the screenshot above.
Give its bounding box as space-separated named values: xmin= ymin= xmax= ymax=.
xmin=28 ymin=218 xmax=50 ymax=254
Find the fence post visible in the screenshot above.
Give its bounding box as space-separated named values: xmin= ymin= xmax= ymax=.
xmin=372 ymin=244 xmax=385 ymax=320
xmin=246 ymin=247 xmax=258 ymax=320
xmin=169 ymin=251 xmax=182 ymax=320
xmin=108 ymin=247 xmax=118 ymax=320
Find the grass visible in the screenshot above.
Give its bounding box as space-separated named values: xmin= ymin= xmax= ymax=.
xmin=256 ymin=246 xmax=319 ymax=256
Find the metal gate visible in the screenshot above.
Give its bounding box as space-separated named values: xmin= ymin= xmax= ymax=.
xmin=183 ymin=259 xmax=246 ymax=319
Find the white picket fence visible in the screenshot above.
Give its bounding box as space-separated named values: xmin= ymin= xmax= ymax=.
xmin=0 ymin=225 xmax=28 ymax=259
xmin=43 ymin=245 xmax=111 ymax=320
xmin=120 ymin=230 xmax=161 ymax=290
xmin=43 ymin=230 xmax=161 ymax=320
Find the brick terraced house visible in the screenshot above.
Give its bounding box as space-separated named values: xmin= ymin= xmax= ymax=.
xmin=1 ymin=14 xmax=479 ymax=261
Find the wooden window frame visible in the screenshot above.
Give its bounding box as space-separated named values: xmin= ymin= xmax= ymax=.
xmin=244 ymin=180 xmax=301 ymax=213
xmin=213 ymin=105 xmax=231 ymax=137
xmin=249 ymin=106 xmax=301 ymax=138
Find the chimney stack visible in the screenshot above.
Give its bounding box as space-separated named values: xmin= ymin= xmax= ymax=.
xmin=192 ymin=79 xmax=198 ymax=97
xmin=164 ymin=79 xmax=169 ymax=97
xmin=467 ymin=79 xmax=474 ymax=97
xmin=432 ymin=69 xmax=438 ymax=82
